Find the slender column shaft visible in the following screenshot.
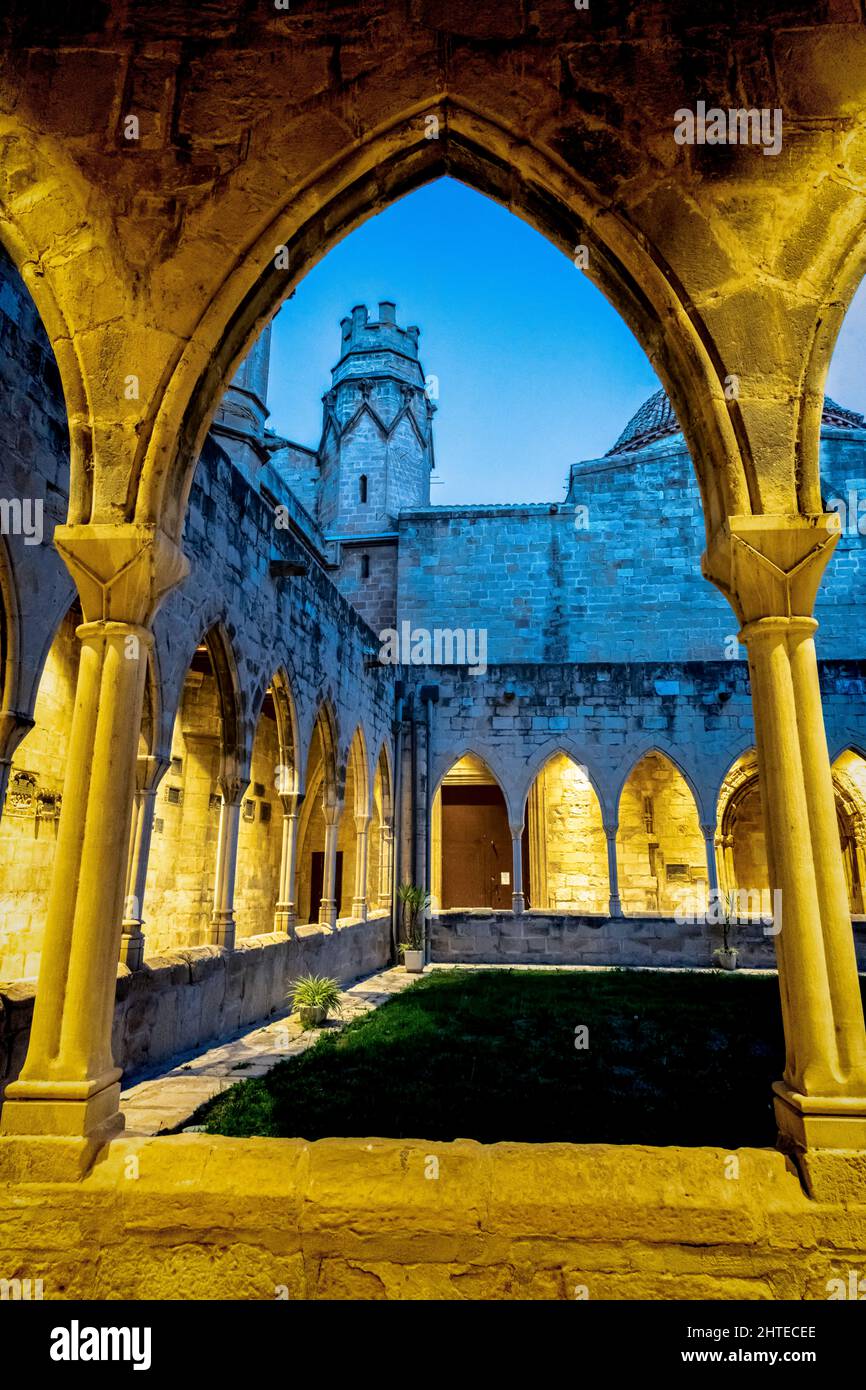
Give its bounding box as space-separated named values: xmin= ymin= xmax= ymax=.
xmin=722 ymin=835 xmax=736 ymax=895
xmin=352 ymin=814 xmax=370 ymax=919
xmin=378 ymin=820 xmax=394 ymax=908
xmin=120 ymin=755 xmax=167 ymax=969
xmin=787 ymin=623 xmax=866 ymax=1082
xmin=319 ymin=803 xmax=341 ymax=930
xmin=274 ymin=796 xmax=301 ymax=933
xmin=701 ymin=822 xmax=720 ymax=899
xmin=510 ymin=822 xmax=525 ymax=914
xmin=743 ymin=618 xmax=847 ymax=1096
xmin=120 ymin=786 xmax=158 ymax=968
xmin=210 ymin=783 xmax=246 ymax=949
xmin=604 ymin=823 xmax=622 ymax=917
xmin=1 ymin=621 xmax=151 ymax=1137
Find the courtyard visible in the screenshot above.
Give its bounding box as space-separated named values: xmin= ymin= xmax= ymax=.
xmin=196 ymin=966 xmax=792 ymax=1148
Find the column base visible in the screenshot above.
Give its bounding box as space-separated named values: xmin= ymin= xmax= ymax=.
xmin=512 ymin=893 xmax=525 ymax=915
xmin=351 ymin=898 xmax=368 ymax=921
xmin=209 ymin=912 xmax=236 ymax=950
xmin=273 ymin=905 xmax=297 ymax=934
xmin=0 ymin=1073 xmax=124 ymax=1140
xmin=318 ymin=901 xmax=337 ymax=931
xmin=773 ymin=1080 xmax=866 ymax=1151
xmin=119 ymin=923 xmax=145 ymax=970
xmin=609 ymin=896 xmax=623 ymax=918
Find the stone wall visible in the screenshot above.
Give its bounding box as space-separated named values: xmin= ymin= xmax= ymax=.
xmin=0 ymin=1134 xmax=864 ymax=1299
xmin=0 ymin=914 xmax=392 ymax=1100
xmin=333 ymin=539 xmax=399 ymax=637
xmin=396 ymin=423 xmax=866 ymax=667
xmin=430 ymin=910 xmax=866 ymax=972
xmin=418 ymin=659 xmax=866 ymax=829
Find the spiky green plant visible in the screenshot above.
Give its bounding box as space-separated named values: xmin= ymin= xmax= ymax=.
xmin=720 ymin=889 xmax=739 ymax=952
xmin=397 ymin=881 xmax=430 ymax=950
xmin=288 ymin=973 xmax=343 ymax=1015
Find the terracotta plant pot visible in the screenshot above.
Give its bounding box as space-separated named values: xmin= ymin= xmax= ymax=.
xmin=298 ymin=1004 xmax=327 ymax=1027
xmin=402 ymin=949 xmax=424 ymax=974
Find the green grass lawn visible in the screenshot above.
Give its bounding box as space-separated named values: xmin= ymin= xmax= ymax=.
xmin=194 ymin=967 xmax=831 ymax=1148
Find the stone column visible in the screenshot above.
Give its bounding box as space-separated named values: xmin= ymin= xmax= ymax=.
xmin=721 ymin=833 xmax=736 ymax=896
xmin=704 ymin=515 xmax=866 ymax=1150
xmin=787 ymin=619 xmax=866 ymax=1079
xmin=0 ymin=524 xmax=187 ymax=1140
xmin=119 ymin=754 xmax=168 ymax=969
xmin=509 ymin=821 xmax=525 ymax=914
xmin=210 ymin=776 xmax=247 ymax=950
xmin=603 ymin=822 xmax=622 ymax=917
xmin=274 ymin=793 xmax=302 ymax=933
xmin=352 ymin=814 xmax=370 ymax=919
xmin=701 ymin=822 xmax=720 ymax=899
xmin=378 ymin=818 xmax=394 ymax=909
xmin=319 ymin=800 xmax=342 ymax=930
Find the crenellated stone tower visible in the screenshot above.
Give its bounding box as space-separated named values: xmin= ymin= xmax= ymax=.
xmin=318 ymin=302 xmax=435 ymax=633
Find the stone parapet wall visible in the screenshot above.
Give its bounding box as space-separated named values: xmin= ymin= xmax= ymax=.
xmin=0 ymin=914 xmax=392 ymax=1099
xmin=0 ymin=1135 xmax=863 ymax=1298
xmin=431 ymin=910 xmax=866 ymax=972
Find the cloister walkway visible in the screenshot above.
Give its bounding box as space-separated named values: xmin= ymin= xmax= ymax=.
xmin=120 ymin=965 xmax=415 ymax=1135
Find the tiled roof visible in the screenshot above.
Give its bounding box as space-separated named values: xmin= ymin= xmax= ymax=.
xmin=607 ymin=389 xmax=866 ymax=456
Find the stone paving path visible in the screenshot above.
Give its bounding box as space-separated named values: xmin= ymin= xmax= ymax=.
xmin=120 ymin=964 xmax=415 ymax=1136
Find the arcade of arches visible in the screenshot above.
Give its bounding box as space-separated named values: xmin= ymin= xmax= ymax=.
xmin=0 ymin=609 xmax=399 ymax=977
xmin=0 ymin=1 xmax=866 ymax=1227
xmin=432 ymin=750 xmax=866 ymax=921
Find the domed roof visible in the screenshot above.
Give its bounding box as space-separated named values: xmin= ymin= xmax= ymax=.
xmin=607 ymin=388 xmax=866 ymax=456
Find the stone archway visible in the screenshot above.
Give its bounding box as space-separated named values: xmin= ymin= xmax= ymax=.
xmin=3 ymin=8 xmax=866 ymax=1155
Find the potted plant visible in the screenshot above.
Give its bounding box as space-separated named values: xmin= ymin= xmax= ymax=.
xmin=288 ymin=973 xmax=343 ymax=1028
xmin=397 ymin=881 xmax=430 ymax=973
xmin=713 ymin=889 xmax=739 ymax=971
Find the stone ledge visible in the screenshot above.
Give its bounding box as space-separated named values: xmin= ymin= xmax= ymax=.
xmin=431 ymin=912 xmax=866 ymax=971
xmin=0 ymin=1134 xmax=863 ymax=1298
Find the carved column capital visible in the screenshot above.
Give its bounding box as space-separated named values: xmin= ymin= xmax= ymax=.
xmin=702 ymin=514 xmax=840 ymax=627
xmin=136 ymin=753 xmax=170 ymax=795
xmin=54 ymin=522 xmax=189 ymax=625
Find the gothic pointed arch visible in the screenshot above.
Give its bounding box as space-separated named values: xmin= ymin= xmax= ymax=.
xmin=616 ymin=747 xmax=707 ymax=917
xmin=137 ymin=110 xmax=751 ymax=544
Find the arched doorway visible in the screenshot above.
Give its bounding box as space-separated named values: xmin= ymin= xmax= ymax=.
xmin=432 ymin=754 xmax=513 ymax=910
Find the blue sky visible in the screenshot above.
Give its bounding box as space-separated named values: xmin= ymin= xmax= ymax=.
xmin=266 ymin=177 xmax=865 ymax=506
